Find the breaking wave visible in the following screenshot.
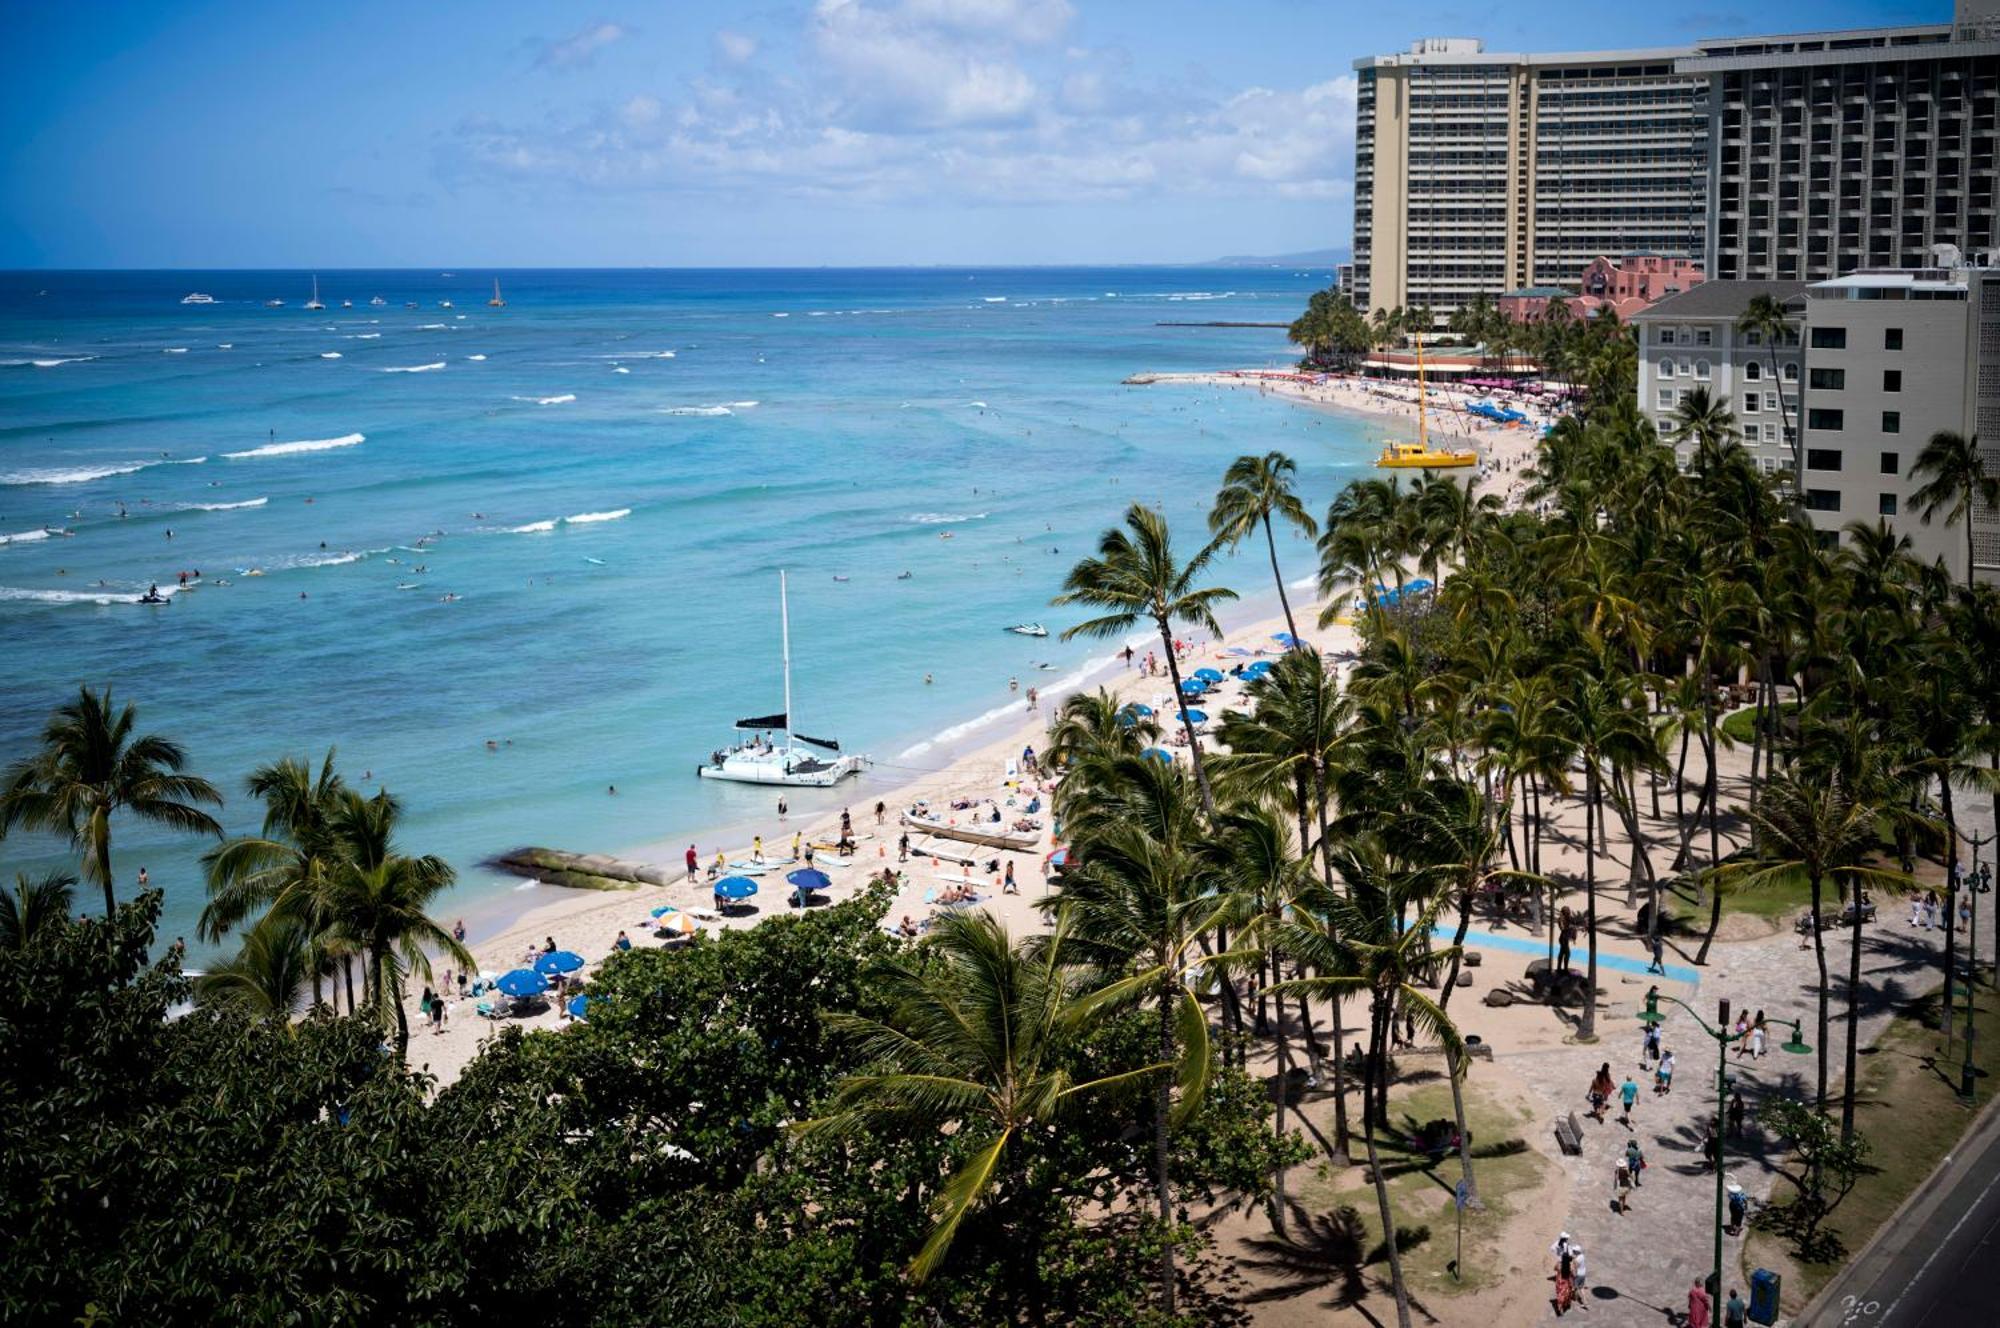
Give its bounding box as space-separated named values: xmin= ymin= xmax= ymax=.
xmin=383 ymin=362 xmax=445 ymax=373
xmin=563 ymin=509 xmax=631 ymax=525
xmin=910 ymin=512 xmax=988 ymax=525
xmin=221 ymin=432 xmax=365 ymax=460
xmin=662 ymin=405 xmax=733 ymax=417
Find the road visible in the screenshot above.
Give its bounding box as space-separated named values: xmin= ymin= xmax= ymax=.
xmin=1806 ymin=1096 xmax=2000 ymax=1327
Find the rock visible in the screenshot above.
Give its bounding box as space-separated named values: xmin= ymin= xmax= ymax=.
xmin=1456 ymin=972 xmax=1474 ymax=987
xmin=1464 ymin=951 xmax=1482 ymax=968
xmin=1483 ymin=989 xmax=1515 ymax=1007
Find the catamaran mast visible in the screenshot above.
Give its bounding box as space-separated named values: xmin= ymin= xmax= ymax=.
xmin=780 ymin=570 xmax=794 ymax=753
xmin=1415 ymin=334 xmax=1429 ymax=449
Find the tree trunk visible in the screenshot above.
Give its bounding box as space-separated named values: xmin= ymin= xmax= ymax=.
xmin=1811 ymin=876 xmax=1830 ymax=1116
xmin=1264 ymin=516 xmax=1300 ymax=647
xmin=1365 ymin=997 xmax=1414 ymax=1328
xmin=91 ymin=806 xmax=115 ymax=919
xmin=1438 ymin=888 xmax=1480 ymax=1207
xmin=1157 ymin=620 xmax=1216 ymax=814
xmin=1155 ymin=983 xmax=1179 ymax=1315
xmin=1581 ymin=766 xmax=1600 ymax=1039
xmin=1695 ymin=709 xmax=1724 ymax=965
xmin=1313 ymin=768 xmax=1354 ymax=1162
xmin=1940 ymin=774 xmax=1960 ymax=1018
xmin=1841 ymin=883 xmax=1865 ymax=1142
xmin=390 ymin=949 xmax=410 ymax=1061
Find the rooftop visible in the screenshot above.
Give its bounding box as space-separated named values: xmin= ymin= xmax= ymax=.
xmin=1356 ymin=38 xmax=1695 ymax=71
xmin=1631 ymin=280 xmax=1808 ymax=321
xmin=1501 ymin=286 xmax=1573 ymax=299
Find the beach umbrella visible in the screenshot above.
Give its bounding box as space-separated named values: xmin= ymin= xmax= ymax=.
xmin=1273 ymin=631 xmax=1300 ymax=647
xmin=1406 ymin=577 xmax=1435 ymax=594
xmin=1192 ymin=667 xmax=1223 ymax=683
xmin=654 ymin=911 xmax=697 ymax=936
xmin=715 ymin=875 xmax=759 ymax=901
xmin=1121 ymin=702 xmax=1153 ymax=716
xmin=786 ymin=868 xmax=832 ymax=891
xmin=496 ymin=969 xmax=549 ymax=998
xmin=567 ymin=994 xmax=592 ymax=1021
xmin=649 ymin=904 xmax=679 ymax=918
xmin=1141 ymin=747 xmax=1175 ymax=763
xmin=1179 ymin=709 xmax=1208 ymax=725
xmin=535 ymin=949 xmax=585 ymax=976
xmin=1244 ymin=660 xmax=1272 ymax=674
xmin=1178 ymin=679 xmax=1207 ymax=695
xmin=1046 ymin=846 xmax=1069 ymax=869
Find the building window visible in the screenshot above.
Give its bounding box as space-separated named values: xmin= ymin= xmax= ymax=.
xmin=1884 ymin=327 xmax=1903 ymax=351
xmin=1743 ymin=329 xmax=1763 ymax=347
xmin=1883 ymin=369 xmax=1901 ymax=393
xmin=1807 ymin=408 xmax=1844 ymax=431
xmin=1879 ymin=493 xmax=1898 ymax=515
xmin=1658 ymin=389 xmax=1677 ymax=410
xmin=1805 ymin=489 xmax=1841 ymax=512
xmin=1744 ymin=360 xmax=1762 ymax=381
xmin=1810 ymin=326 xmax=1847 ymax=349
xmin=1657 ymin=327 xmax=1677 ymax=346
xmin=1807 ymin=448 xmax=1843 ymax=471
xmin=1809 ymin=367 xmax=1846 ymax=390
xmin=1782 ymin=363 xmax=1798 ymax=383
xmin=1880 ymin=451 xmax=1899 ymax=475
xmin=1882 ymin=410 xmax=1900 ymax=434
xmin=1695 ymin=328 xmax=1712 ymax=346
xmin=1695 ymin=359 xmax=1711 ymax=380
xmin=1658 ymin=359 xmax=1674 ymax=378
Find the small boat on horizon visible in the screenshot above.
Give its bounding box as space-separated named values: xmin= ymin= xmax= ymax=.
xmin=180 ymin=292 xmax=215 ymax=305
xmin=370 ymin=295 xmax=387 ymax=306
xmin=303 ymin=275 xmax=325 ymax=311
xmin=265 ymin=299 xmax=284 ymax=308
xmin=1006 ymin=622 xmax=1048 ymax=637
xmin=439 ymin=299 xmax=454 ymax=309
xmin=488 ymin=278 xmax=505 ymax=308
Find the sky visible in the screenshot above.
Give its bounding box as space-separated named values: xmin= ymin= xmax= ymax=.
xmin=0 ymin=0 xmax=1947 ymax=268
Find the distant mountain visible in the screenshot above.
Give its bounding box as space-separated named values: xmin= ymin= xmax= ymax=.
xmin=1198 ymin=247 xmax=1349 ymax=269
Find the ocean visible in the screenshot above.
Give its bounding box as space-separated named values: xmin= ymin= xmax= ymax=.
xmin=0 ymin=267 xmax=1395 ymax=953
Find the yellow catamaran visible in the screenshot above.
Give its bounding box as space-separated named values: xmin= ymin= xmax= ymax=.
xmin=1374 ymin=336 xmax=1477 ymax=469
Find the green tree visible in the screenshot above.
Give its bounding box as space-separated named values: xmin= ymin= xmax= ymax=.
xmin=0 ymin=686 xmax=222 ymax=918
xmin=1734 ymin=294 xmax=1800 ymax=480
xmin=194 ymin=910 xmax=316 ymax=1020
xmin=1908 ymin=429 xmax=1998 ymax=596
xmin=1209 ymin=451 xmax=1319 ymax=647
xmin=0 ymin=868 xmax=75 ymax=950
xmin=803 ymin=909 xmax=1165 ymax=1284
xmin=1056 ymin=504 xmax=1237 ymax=810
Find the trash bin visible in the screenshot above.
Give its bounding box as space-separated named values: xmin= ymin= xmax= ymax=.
xmin=1748 ymin=1268 xmax=1780 ymax=1325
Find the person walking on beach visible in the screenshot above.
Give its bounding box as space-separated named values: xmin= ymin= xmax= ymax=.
xmin=1642 ymin=1021 xmax=1661 ymax=1067
xmin=1556 ymin=908 xmax=1575 ymax=973
xmin=898 ymin=832 xmax=910 ymax=863
xmin=1750 ymin=1012 xmax=1767 ymax=1058
xmin=1570 ymin=1245 xmax=1588 ymax=1308
xmin=1625 ymin=1138 xmax=1645 ymax=1190
xmin=1647 ymin=930 xmax=1666 ymax=975
xmin=752 ymin=835 xmax=764 ymax=864
xmin=1728 ymin=1089 xmax=1746 ymax=1138
xmin=1656 ymin=1049 xmax=1676 ymax=1095
xmin=1589 ymin=1063 xmax=1615 ymax=1122
xmin=1618 ymin=1073 xmax=1639 ymax=1126
xmin=777 ymin=795 xmax=787 ymax=821
xmin=685 ymin=845 xmax=698 ymax=882
xmin=1003 ymin=860 xmax=1018 ymax=895
xmin=1687 ymin=1282 xmax=1712 ymax=1328
xmin=874 ymin=801 xmax=886 ymax=826
xmin=1123 ymin=645 xmax=1134 ymax=669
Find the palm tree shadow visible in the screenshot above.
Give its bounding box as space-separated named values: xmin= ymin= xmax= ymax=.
xmin=1236 ymin=1200 xmax=1374 ymax=1311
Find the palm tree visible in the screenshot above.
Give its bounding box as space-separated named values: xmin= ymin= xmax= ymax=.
xmin=1271 ymin=839 xmax=1464 ymax=1328
xmin=1055 ymin=504 xmax=1237 ymax=810
xmin=195 ymin=911 xmax=316 ymax=1020
xmin=1055 ymin=754 xmax=1233 ymax=1315
xmin=322 ymin=789 xmax=471 ymax=1059
xmin=200 ymin=751 xmax=350 ymax=1010
xmin=805 ymin=910 xmax=1165 ymax=1282
xmin=1908 ymin=430 xmax=1997 ymax=595
xmin=0 ymin=686 xmax=223 ymax=917
xmin=1711 ymin=773 xmax=1907 ymax=1134
xmin=0 ymin=869 xmax=75 ymax=950
xmin=1734 ymin=294 xmax=1799 ymax=480
xmin=1665 ymin=385 xmax=1741 ymax=469
xmin=1210 ymin=451 xmax=1318 ymax=647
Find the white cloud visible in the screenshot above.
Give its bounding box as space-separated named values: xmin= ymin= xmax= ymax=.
xmin=536 ymin=21 xmax=630 ymax=70
xmin=454 ymin=8 xmax=1356 ymax=212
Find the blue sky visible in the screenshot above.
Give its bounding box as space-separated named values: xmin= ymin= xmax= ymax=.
xmin=1 ymin=0 xmax=1944 ymax=268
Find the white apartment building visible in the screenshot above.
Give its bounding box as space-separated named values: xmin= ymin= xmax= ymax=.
xmin=1352 ymin=38 xmax=1708 ymax=319
xmin=1631 ymin=281 xmax=1805 ymax=476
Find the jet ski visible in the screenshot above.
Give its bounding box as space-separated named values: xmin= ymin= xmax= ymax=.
xmin=1006 ymin=623 xmax=1048 ymax=637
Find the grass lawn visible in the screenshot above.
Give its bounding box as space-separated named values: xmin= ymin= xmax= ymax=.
xmin=1291 ymin=1069 xmax=1550 ymax=1302
xmin=1744 ymin=980 xmax=2000 ymax=1314
xmin=1719 ymin=702 xmax=1798 ymax=745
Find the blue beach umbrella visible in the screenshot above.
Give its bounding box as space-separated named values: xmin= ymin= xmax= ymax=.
xmin=1244 ymin=660 xmax=1272 ymax=675
xmin=1273 ymin=631 xmax=1300 ymax=646
xmin=1179 ymin=709 xmax=1208 ymax=725
xmin=650 ymin=904 xmax=679 ymax=918
xmin=1406 ymin=577 xmax=1435 ymax=594
xmin=496 ymin=969 xmax=549 ymax=999
xmin=1178 ymin=679 xmax=1207 ymax=695
xmin=787 ymin=868 xmax=832 ymax=891
xmin=715 ymin=876 xmax=759 ymax=901
xmin=567 ymin=994 xmax=592 ymax=1021
xmin=1192 ymin=667 xmax=1223 ymax=683
xmin=535 ymin=950 xmax=585 ymax=975
xmin=1141 ymin=747 xmax=1175 ymax=763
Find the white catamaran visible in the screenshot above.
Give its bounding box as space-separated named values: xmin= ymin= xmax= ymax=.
xmin=697 ymin=571 xmax=867 ymax=787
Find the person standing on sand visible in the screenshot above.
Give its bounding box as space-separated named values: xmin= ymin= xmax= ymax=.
xmin=898 ymin=832 xmax=910 ymax=863
xmin=777 ymin=795 xmax=787 ymax=821
xmin=1750 ymin=1012 xmax=1767 ymax=1057
xmin=752 ymin=835 xmax=764 ymax=864
xmin=1642 ymin=1021 xmax=1661 ymax=1067
xmin=1003 ymin=860 xmax=1018 ymax=895
xmin=685 ymin=845 xmax=698 ymax=882
xmin=1647 ymin=930 xmax=1667 ymax=975
xmin=452 ymin=918 xmax=466 ymax=943
xmin=874 ymin=801 xmax=886 ymax=826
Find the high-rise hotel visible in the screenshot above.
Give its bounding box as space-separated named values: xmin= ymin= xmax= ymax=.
xmin=1351 ymin=2 xmax=2000 ymax=316
xmin=1350 ymin=38 xmax=1708 ymax=317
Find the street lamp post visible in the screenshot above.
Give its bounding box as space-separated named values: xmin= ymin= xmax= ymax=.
xmin=1641 ymin=988 xmax=1810 ymax=1298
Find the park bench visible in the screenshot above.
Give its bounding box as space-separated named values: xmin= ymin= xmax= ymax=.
xmin=1553 ymin=1109 xmax=1586 ymax=1156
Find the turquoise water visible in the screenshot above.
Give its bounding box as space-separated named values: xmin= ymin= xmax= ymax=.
xmin=0 ymin=267 xmax=1393 ymax=953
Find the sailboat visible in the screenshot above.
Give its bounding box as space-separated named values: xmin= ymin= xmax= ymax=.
xmin=1375 ymin=333 xmax=1476 ymax=469
xmin=488 ymin=278 xmax=506 ymax=308
xmin=698 ymin=571 xmax=867 ymax=787
xmin=303 ymin=275 xmax=325 ymax=311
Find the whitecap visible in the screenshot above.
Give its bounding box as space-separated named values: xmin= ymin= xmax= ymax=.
xmin=216 ymin=343 xmax=233 ymax=350
xmin=508 ymin=519 xmax=557 ymax=534
xmin=0 ymin=584 xmax=181 ymax=607
xmin=612 ymin=366 xmax=629 ymax=374
xmin=2 ymin=461 xmax=152 ymax=486
xmin=163 ymin=347 xmax=188 ymax=354
xmin=355 ymin=333 xmax=382 ymax=339
xmin=983 ymin=296 xmax=1007 ymax=303
xmin=417 ymin=323 xmax=447 ymax=330
xmin=30 ymin=356 xmax=98 ymax=367
xmin=563 ymin=509 xmax=631 ymax=525
xmin=382 ymin=362 xmax=445 ymax=373
xmin=320 ymin=352 xmax=342 ymax=359
xmin=911 ymin=512 xmax=988 ymax=525
xmin=466 ymin=354 xmax=487 ymax=362
xmin=967 ymin=401 xmax=988 ymax=409
xmin=661 ymin=405 xmax=732 ymax=417
xmin=0 ymin=528 xmax=56 ymax=545
xmin=221 ymin=432 xmax=365 ymax=460
xmin=186 ymin=497 xmax=268 ymax=511
xmin=771 ymin=312 xmax=789 ymax=318
xmin=728 ymin=400 xmax=759 ymax=408
xmin=511 ymin=393 xmax=575 ymax=406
